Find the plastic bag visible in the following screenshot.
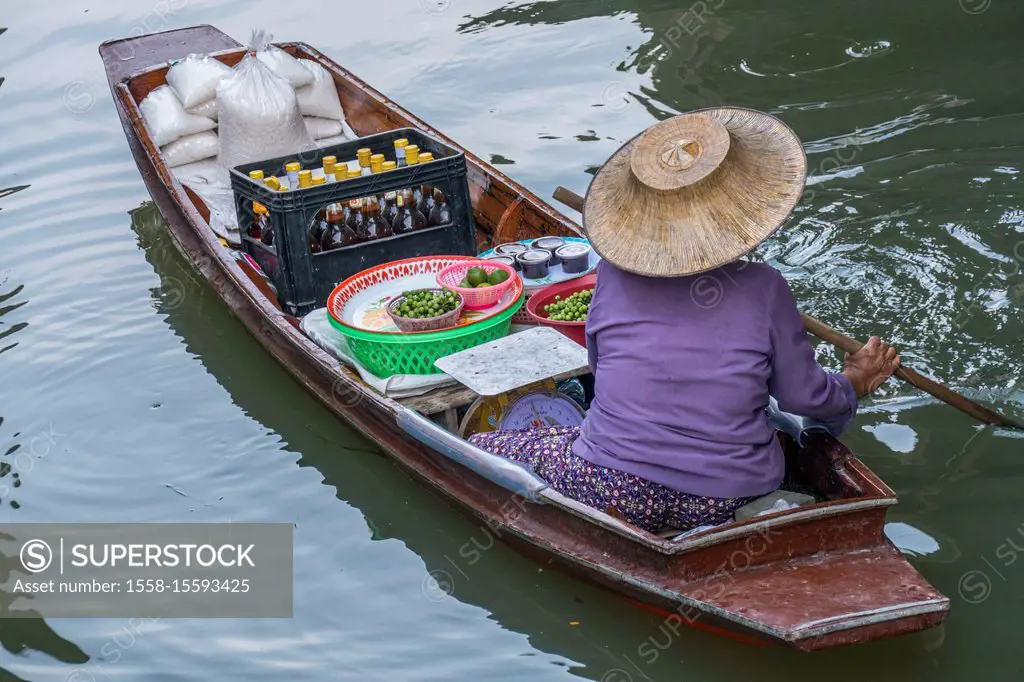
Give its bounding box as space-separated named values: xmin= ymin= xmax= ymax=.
xmin=166 ymin=54 xmax=233 ymax=109
xmin=295 ymin=60 xmax=345 ymax=119
xmin=171 ymin=158 xmax=229 ymax=186
xmin=162 ymin=131 xmax=219 ymax=167
xmin=139 ymin=85 xmax=217 ymax=147
xmin=217 ymin=32 xmax=314 ymax=170
xmin=304 ymin=116 xmax=344 ymax=140
xmin=253 ymin=30 xmax=314 ymax=87
xmin=187 ymin=99 xmax=218 ymax=120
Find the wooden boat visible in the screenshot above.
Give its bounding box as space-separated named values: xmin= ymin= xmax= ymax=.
xmin=100 ymin=25 xmax=949 ymax=650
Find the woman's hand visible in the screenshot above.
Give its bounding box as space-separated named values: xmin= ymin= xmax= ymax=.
xmin=842 ymin=336 xmax=901 ymax=397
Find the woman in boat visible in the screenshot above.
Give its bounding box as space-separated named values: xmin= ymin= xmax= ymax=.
xmin=471 ymin=107 xmax=900 ymax=533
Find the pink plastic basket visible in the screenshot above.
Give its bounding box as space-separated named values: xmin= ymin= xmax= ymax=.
xmin=435 ymin=259 xmax=518 ymax=310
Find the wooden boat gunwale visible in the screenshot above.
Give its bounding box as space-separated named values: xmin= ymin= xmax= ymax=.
xmin=100 ymin=24 xmax=949 ymax=649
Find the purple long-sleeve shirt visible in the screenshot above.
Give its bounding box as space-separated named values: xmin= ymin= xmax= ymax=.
xmin=573 ymin=260 xmax=859 ymax=499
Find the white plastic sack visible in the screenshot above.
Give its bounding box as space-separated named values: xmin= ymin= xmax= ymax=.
xmin=166 ymin=54 xmax=233 ymax=108
xmin=187 ymin=98 xmax=218 ymax=120
xmin=304 ymin=116 xmax=344 ymax=140
xmin=217 ymin=33 xmax=315 ymax=170
xmin=257 ymin=42 xmax=314 ymax=87
xmin=171 ymin=158 xmax=229 ymax=186
xmin=139 ymin=85 xmax=217 ymax=147
xmin=162 ymin=131 xmax=219 ymax=167
xmin=295 ymin=60 xmax=345 ymax=119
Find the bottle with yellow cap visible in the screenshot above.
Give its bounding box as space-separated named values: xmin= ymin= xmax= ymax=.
xmin=357 ymin=148 xmax=373 ymax=176
xmin=429 ymin=187 xmax=451 ymax=227
xmin=415 ymin=152 xmax=437 ymax=218
xmin=285 ymin=161 xmax=301 ymax=189
xmin=370 ymin=153 xmax=386 ymax=175
xmin=310 ymin=207 xmax=328 ymax=254
xmin=247 ymin=170 xmax=270 ymax=241
xmin=320 ymin=203 xmax=360 ymax=252
xmin=404 ymin=146 xmax=420 ymax=167
xmin=379 ymin=161 xmax=401 ymax=227
xmin=322 ymin=156 xmax=338 ymax=183
xmin=394 ymin=138 xmax=410 ymax=167
xmin=346 ymin=190 xmax=366 ymax=237
xmin=297 ymin=169 xmax=314 ymax=190
xmin=393 ymin=191 xmax=427 ymax=234
xmin=362 ymin=193 xmax=393 ymax=240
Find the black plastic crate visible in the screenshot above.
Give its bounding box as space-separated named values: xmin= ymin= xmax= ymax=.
xmin=229 ymin=128 xmax=477 ymax=316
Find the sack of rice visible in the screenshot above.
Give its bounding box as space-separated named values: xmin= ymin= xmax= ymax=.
xmin=187 ymin=99 xmax=219 ymax=120
xmin=217 ymin=31 xmax=314 ymax=169
xmin=166 ymin=54 xmax=233 ymax=109
xmin=304 ymin=116 xmax=344 ymax=140
xmin=255 ymin=31 xmax=314 ymax=87
xmin=140 ymin=85 xmax=216 ymax=147
xmin=162 ymin=131 xmax=219 ymax=168
xmin=295 ymin=60 xmax=345 ymax=120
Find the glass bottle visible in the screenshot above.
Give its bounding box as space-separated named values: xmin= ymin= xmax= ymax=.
xmin=394 ymin=138 xmax=409 ymax=167
xmin=322 ymin=156 xmax=338 ymax=183
xmin=309 ymin=207 xmax=328 ymax=254
xmin=297 ymin=169 xmax=314 ymax=189
xmin=285 ymin=161 xmax=301 ymax=190
xmin=393 ymin=190 xmax=427 ymax=234
xmin=370 ymin=153 xmax=386 ymax=175
xmin=416 ymin=152 xmax=436 ymax=218
xmin=321 ymin=203 xmax=360 ymax=251
xmin=405 ymin=146 xmax=420 ymax=169
xmin=428 ymin=188 xmax=451 ymax=227
xmin=357 ymin=148 xmax=372 ymax=176
xmin=346 ymin=195 xmax=366 ymax=238
xmin=247 ymin=170 xmax=269 ymax=241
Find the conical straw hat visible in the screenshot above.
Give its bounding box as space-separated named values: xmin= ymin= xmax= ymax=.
xmin=583 ymin=107 xmax=806 ymax=277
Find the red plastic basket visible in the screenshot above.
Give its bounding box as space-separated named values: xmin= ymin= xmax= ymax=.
xmin=435 ymin=259 xmax=517 ymax=310
xmin=525 ymin=274 xmax=597 ymax=347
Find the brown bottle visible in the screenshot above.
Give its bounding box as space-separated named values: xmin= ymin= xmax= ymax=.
xmin=247 ymin=170 xmax=268 ymax=241
xmin=321 ymin=204 xmax=359 ymax=251
xmin=346 ymin=196 xmax=366 ymax=238
xmin=428 ymin=189 xmax=450 ymax=227
xmin=393 ymin=190 xmax=427 ymax=234
xmin=381 ymin=190 xmax=400 ymax=229
xmin=362 ymin=196 xmax=393 ymax=240
xmin=258 ymin=204 xmax=274 ymax=247
xmin=309 ymin=208 xmax=329 ymax=253
xmin=250 ymin=203 xmax=269 ymax=241
xmin=415 ymin=152 xmax=436 ymax=218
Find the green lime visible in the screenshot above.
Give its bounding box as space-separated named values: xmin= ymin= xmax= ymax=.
xmin=466 ymin=267 xmax=488 ymax=286
xmin=488 ymin=269 xmax=510 ymax=285
xmin=475 ymin=282 xmax=492 ymax=288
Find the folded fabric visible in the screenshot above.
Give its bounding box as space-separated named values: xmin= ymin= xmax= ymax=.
xmin=300 ymin=308 xmax=457 ymax=399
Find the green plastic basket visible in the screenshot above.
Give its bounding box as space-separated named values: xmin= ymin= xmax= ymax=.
xmin=328 ymin=294 xmax=524 ymax=377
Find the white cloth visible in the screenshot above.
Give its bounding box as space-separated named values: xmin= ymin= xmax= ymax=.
xmin=301 ymin=308 xmax=457 ymax=398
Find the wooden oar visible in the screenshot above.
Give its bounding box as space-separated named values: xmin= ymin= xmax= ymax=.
xmin=551 ymin=185 xmax=1024 ymax=430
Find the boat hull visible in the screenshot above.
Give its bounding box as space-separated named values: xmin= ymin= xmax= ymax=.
xmin=100 ymin=25 xmax=948 ymax=650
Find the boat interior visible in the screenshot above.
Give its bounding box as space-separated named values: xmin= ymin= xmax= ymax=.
xmin=111 ymin=36 xmax=906 ymax=560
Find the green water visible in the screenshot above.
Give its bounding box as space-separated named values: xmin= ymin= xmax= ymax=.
xmin=1 ymin=0 xmax=1023 ymax=679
